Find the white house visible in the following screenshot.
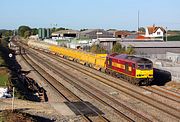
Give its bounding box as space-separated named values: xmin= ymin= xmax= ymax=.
xmin=145 ymin=25 xmax=166 ymax=38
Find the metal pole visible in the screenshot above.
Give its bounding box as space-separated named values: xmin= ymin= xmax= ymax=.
xmin=97 ymin=30 xmax=98 ymax=39
xmin=12 ymin=87 xmax=15 ymax=112
xmin=166 ymin=27 xmax=168 ymax=41
xmin=138 ymin=10 xmax=140 ymax=32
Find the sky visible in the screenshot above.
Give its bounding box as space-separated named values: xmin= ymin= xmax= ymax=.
xmin=0 ymin=0 xmax=180 ymax=30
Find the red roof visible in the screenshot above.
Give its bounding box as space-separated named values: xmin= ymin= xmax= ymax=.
xmin=147 ymin=26 xmax=165 ymax=34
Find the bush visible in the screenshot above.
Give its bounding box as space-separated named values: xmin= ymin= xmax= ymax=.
xmin=112 ymin=43 xmax=125 ymax=53
xmin=112 ymin=43 xmax=135 ymax=54
xmin=90 ymin=44 xmax=107 ymax=54
xmin=165 ymin=35 xmax=180 ymax=41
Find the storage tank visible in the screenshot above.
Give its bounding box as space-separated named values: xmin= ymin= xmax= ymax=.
xmin=38 ymin=28 xmax=42 ymax=39
xmin=42 ymin=28 xmax=46 ymax=39
xmin=46 ymin=28 xmax=51 ymax=39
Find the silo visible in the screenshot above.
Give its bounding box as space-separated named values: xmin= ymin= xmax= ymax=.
xmin=42 ymin=28 xmax=46 ymax=39
xmin=38 ymin=28 xmax=42 ymax=39
xmin=46 ymin=28 xmax=51 ymax=39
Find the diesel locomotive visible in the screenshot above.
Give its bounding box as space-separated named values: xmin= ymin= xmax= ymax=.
xmin=106 ymin=53 xmax=153 ymax=85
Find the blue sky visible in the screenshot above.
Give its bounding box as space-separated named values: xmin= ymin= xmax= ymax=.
xmin=0 ymin=0 xmax=180 ymax=30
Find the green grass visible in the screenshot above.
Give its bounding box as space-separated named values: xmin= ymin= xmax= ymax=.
xmin=0 ymin=74 xmax=8 ymax=86
xmin=0 ymin=49 xmax=8 ymax=86
xmin=0 ymin=112 xmax=4 ymax=122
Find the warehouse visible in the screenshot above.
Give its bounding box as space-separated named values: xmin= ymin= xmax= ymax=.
xmin=80 ymin=29 xmax=113 ymax=39
xmin=120 ymin=41 xmax=180 ymax=55
xmin=94 ymin=38 xmax=122 ymax=52
xmin=108 ymin=30 xmax=131 ymax=38
xmin=51 ymin=30 xmax=79 ymax=38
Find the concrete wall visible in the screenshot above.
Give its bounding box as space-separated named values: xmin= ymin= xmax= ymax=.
xmin=134 ymin=48 xmax=180 ymax=55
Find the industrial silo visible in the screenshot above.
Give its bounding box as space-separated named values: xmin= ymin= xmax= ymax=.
xmin=38 ymin=28 xmax=42 ymax=39
xmin=42 ymin=28 xmax=46 ymax=39
xmin=46 ymin=28 xmax=51 ymax=39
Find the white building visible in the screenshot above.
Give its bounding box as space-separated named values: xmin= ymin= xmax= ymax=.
xmin=145 ymin=25 xmax=166 ymax=38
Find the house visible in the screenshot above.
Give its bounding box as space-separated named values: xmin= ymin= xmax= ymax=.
xmin=145 ymin=25 xmax=166 ymax=38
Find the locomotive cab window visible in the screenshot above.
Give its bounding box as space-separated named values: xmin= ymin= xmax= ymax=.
xmin=145 ymin=63 xmax=152 ymax=69
xmin=138 ymin=63 xmax=152 ymax=70
xmin=137 ymin=64 xmax=144 ymax=69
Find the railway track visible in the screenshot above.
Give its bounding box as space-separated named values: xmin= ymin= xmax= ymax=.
xmin=159 ymin=85 xmax=180 ymax=95
xmin=142 ymin=86 xmax=180 ymax=103
xmin=24 ymin=47 xmax=152 ymax=122
xmin=19 ymin=48 xmax=110 ymax=122
xmin=28 ymin=48 xmax=180 ymax=120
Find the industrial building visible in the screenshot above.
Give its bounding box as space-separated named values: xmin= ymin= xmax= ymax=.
xmin=51 ymin=30 xmax=79 ymax=39
xmin=120 ymin=41 xmax=180 ymax=55
xmin=108 ymin=30 xmax=131 ymax=38
xmin=92 ymin=38 xmax=122 ymax=52
xmin=79 ymin=29 xmax=113 ymax=39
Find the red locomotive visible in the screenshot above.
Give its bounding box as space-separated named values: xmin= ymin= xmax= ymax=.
xmin=105 ymin=53 xmax=153 ymax=85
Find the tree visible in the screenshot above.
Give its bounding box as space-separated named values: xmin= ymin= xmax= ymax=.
xmin=138 ymin=27 xmax=145 ymax=32
xmin=51 ymin=27 xmax=68 ymax=33
xmin=51 ymin=27 xmax=56 ymax=33
xmin=126 ymin=45 xmax=135 ymax=54
xmin=90 ymin=44 xmax=106 ymax=54
xmin=18 ymin=26 xmax=31 ymax=37
xmin=80 ymin=29 xmax=88 ymax=31
xmin=0 ymin=30 xmax=13 ymax=37
xmin=56 ymin=27 xmax=66 ymax=31
xmin=112 ymin=43 xmax=125 ymax=53
xmin=24 ymin=30 xmax=31 ymax=38
xmin=31 ymin=28 xmax=38 ymax=35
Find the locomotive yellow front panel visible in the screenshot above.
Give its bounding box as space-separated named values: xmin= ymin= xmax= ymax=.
xmin=136 ymin=69 xmax=153 ymax=78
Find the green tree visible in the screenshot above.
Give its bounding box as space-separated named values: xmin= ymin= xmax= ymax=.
xmin=138 ymin=27 xmax=145 ymax=32
xmin=112 ymin=43 xmax=125 ymax=53
xmin=18 ymin=26 xmax=31 ymax=37
xmin=0 ymin=30 xmax=13 ymax=37
xmin=24 ymin=30 xmax=31 ymax=38
xmin=56 ymin=27 xmax=66 ymax=31
xmin=4 ymin=30 xmax=13 ymax=37
xmin=126 ymin=45 xmax=135 ymax=54
xmin=51 ymin=27 xmax=68 ymax=33
xmin=80 ymin=29 xmax=88 ymax=31
xmin=51 ymin=27 xmax=56 ymax=33
xmin=31 ymin=28 xmax=38 ymax=35
xmin=90 ymin=44 xmax=106 ymax=54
